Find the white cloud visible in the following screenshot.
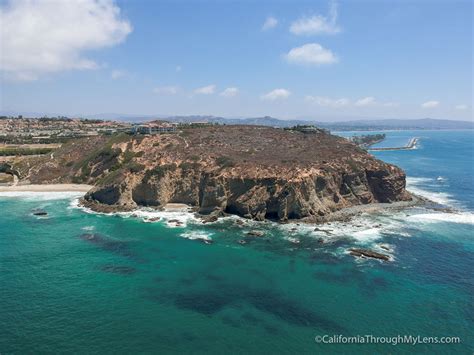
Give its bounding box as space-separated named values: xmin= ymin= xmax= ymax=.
xmin=290 ymin=1 xmax=341 ymax=35
xmin=455 ymin=104 xmax=468 ymax=110
xmin=421 ymin=100 xmax=439 ymax=108
xmin=0 ymin=0 xmax=132 ymax=81
xmin=111 ymin=70 xmax=125 ymax=79
xmin=285 ymin=43 xmax=338 ymax=66
xmin=220 ymin=87 xmax=239 ymax=97
xmin=153 ymin=86 xmax=179 ymax=95
xmin=305 ymin=95 xmax=398 ymax=108
xmin=262 ymin=16 xmax=278 ymax=31
xmin=305 ymin=96 xmax=349 ymax=107
xmin=176 ymin=65 xmax=182 ymax=72
xmin=261 ymin=89 xmax=291 ymax=101
xmin=383 ymin=102 xmax=399 ymax=107
xmin=355 ymin=97 xmax=376 ymax=107
xmin=194 ymin=85 xmax=216 ymax=95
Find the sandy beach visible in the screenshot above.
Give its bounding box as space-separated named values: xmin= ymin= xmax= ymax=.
xmin=0 ymin=184 xmax=93 ymax=193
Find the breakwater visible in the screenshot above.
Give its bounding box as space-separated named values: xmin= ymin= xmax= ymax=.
xmin=369 ymin=137 xmax=419 ymax=151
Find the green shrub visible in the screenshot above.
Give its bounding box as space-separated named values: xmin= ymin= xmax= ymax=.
xmin=216 ymin=156 xmax=235 ymax=168
xmin=143 ymin=163 xmax=177 ymax=182
xmin=179 ymin=161 xmax=200 ymax=171
xmin=0 ymin=147 xmax=54 ymax=156
xmin=128 ymin=162 xmax=145 ymax=173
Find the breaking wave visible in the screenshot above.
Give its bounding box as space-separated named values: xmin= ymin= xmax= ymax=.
xmin=180 ymin=231 xmax=213 ymax=241
xmin=406 ymin=176 xmax=457 ymax=206
xmin=69 ymin=199 xmax=199 ymax=228
xmin=0 ymin=191 xmax=85 ymax=201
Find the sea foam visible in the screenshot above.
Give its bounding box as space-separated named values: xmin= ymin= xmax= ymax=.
xmin=0 ymin=191 xmax=86 ymax=201
xmin=69 ymin=199 xmax=199 ymax=228
xmin=406 ymin=177 xmax=458 ymax=207
xmin=407 ymin=212 xmax=474 ymax=225
xmin=180 ymin=231 xmax=213 ymax=241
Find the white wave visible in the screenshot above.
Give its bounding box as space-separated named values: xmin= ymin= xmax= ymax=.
xmin=276 ymin=212 xmax=411 ymax=246
xmin=180 ymin=231 xmax=213 ymax=242
xmin=406 ymin=177 xmax=433 ymax=185
xmin=408 ymin=212 xmax=474 ymax=225
xmin=278 ymin=222 xmax=316 ymax=235
xmin=0 ymin=191 xmax=85 ymax=201
xmin=285 ymin=236 xmax=301 ymax=244
xmin=406 ymin=177 xmax=457 ymax=206
xmin=81 ymin=226 xmax=95 ymax=231
xmin=118 ymin=209 xmax=198 ymax=228
xmin=70 ymin=200 xmax=199 ymax=228
xmin=351 ymin=227 xmax=383 ymax=243
xmin=409 ymin=186 xmax=457 ymax=206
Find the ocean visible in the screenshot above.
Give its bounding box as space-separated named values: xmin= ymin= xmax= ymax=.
xmin=1 ymin=130 xmax=473 ymax=354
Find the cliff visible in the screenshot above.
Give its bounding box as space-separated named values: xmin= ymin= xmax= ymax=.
xmin=14 ymin=126 xmax=412 ymax=221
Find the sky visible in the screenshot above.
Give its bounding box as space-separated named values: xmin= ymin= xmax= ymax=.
xmin=0 ymin=0 xmax=472 ymax=121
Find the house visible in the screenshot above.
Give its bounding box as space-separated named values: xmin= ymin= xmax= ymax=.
xmin=133 ymin=121 xmax=177 ymax=135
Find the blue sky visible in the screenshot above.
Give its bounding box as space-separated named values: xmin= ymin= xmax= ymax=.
xmin=1 ymin=0 xmax=472 ymax=121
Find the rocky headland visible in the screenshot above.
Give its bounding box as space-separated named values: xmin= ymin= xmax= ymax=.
xmin=9 ymin=125 xmax=413 ymax=222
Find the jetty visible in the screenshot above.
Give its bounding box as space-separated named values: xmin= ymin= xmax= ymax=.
xmin=369 ymin=137 xmax=419 ymax=151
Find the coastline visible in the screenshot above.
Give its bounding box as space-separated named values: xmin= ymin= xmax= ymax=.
xmin=79 ymin=193 xmax=428 ymax=224
xmin=0 ymin=184 xmax=93 ymax=193
xmin=0 ymin=183 xmax=437 ymax=225
xmin=305 ymin=194 xmax=428 ymax=224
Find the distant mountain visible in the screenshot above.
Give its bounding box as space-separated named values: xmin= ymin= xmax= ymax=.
xmin=2 ymin=110 xmax=472 ymax=130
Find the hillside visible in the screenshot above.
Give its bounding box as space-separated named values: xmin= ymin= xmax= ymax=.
xmin=10 ymin=125 xmax=412 ymax=222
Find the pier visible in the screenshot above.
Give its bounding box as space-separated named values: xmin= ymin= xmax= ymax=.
xmin=368 ymin=137 xmax=419 ymax=151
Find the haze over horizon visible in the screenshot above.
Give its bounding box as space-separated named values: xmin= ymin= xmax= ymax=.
xmin=1 ymin=0 xmax=472 ymax=121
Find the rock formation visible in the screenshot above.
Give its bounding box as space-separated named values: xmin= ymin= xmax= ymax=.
xmin=82 ymin=126 xmax=411 ymax=221
xmin=15 ymin=125 xmax=412 ymax=222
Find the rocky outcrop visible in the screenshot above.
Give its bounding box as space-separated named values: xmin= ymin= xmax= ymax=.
xmin=14 ymin=125 xmax=411 ymax=222
xmin=349 ymin=248 xmax=391 ymax=261
xmin=82 ymin=126 xmax=411 ymax=222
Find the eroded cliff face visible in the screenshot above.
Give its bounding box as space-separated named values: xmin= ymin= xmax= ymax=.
xmin=11 ymin=125 xmax=411 ymax=221
xmin=80 ymin=126 xmax=411 ymax=221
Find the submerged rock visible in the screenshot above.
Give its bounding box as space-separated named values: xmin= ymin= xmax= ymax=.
xmin=378 ymin=244 xmax=391 ymax=251
xmin=32 ymin=209 xmax=48 ymax=216
xmin=100 ymin=264 xmax=136 ymax=275
xmin=349 ymin=248 xmax=390 ymax=261
xmin=201 ymin=215 xmax=218 ymax=224
xmin=79 ymin=233 xmax=133 ymax=258
xmin=246 ymin=230 xmax=265 ymax=237
xmin=168 ymin=219 xmax=184 ymax=226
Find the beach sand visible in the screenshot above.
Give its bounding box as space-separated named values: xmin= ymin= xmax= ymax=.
xmin=0 ymin=184 xmax=93 ymax=193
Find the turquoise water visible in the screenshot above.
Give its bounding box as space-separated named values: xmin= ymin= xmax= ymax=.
xmin=1 ymin=130 xmax=473 ymax=353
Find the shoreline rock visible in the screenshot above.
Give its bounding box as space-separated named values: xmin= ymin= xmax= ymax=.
xmin=246 ymin=230 xmax=265 ymax=237
xmin=349 ymin=248 xmax=391 ymax=261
